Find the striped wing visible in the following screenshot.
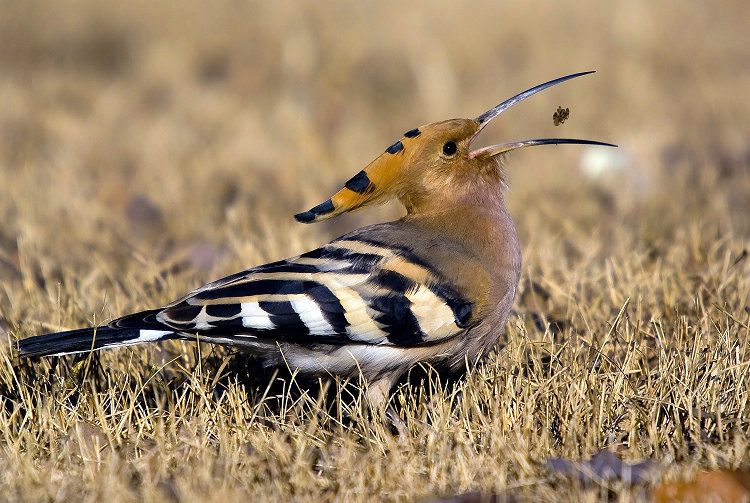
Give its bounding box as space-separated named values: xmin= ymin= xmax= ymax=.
xmin=156 ymin=236 xmax=475 ymax=346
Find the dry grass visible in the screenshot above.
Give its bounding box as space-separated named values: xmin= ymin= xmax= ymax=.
xmin=1 ymin=1 xmax=749 ymax=501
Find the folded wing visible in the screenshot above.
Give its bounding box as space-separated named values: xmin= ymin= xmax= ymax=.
xmin=156 ymin=236 xmax=475 ymax=347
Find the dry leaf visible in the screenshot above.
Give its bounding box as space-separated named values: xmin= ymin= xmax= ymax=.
xmin=652 ymin=470 xmax=750 ymax=503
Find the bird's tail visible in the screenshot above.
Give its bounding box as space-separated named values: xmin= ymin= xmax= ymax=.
xmin=17 ymin=309 xmax=177 ymax=358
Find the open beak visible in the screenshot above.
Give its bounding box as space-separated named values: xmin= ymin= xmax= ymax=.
xmin=468 ymin=71 xmax=616 ymax=158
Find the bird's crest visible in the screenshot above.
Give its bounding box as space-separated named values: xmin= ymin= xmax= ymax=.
xmin=294 ymin=127 xmax=426 ymax=223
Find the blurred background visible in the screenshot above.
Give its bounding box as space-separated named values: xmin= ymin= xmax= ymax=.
xmin=0 ymin=0 xmax=748 ymax=330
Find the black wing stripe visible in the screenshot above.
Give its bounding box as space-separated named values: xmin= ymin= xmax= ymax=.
xmin=321 ymin=247 xmax=383 ymax=271
xmin=335 ymin=236 xmax=435 ymax=270
xmin=368 ymin=294 xmax=424 ymax=345
xmin=451 ymin=301 xmax=474 ymax=327
xmin=304 ymin=283 xmax=349 ymax=333
xmin=298 ymin=244 xmax=384 ymax=271
xmin=194 ymin=279 xmax=307 ymax=301
xmin=205 ymin=303 xmax=242 ymax=318
xmin=371 ymin=269 xmax=416 ymax=295
xmin=258 ymin=301 xmax=309 ymax=336
xmin=253 ymin=260 xmax=321 ymax=274
xmin=163 ymin=303 xmax=203 ymax=323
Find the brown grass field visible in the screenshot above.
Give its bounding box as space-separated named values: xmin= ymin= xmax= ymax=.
xmin=1 ymin=1 xmax=749 ymax=501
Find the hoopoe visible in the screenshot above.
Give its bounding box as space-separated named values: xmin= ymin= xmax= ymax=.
xmin=16 ymin=72 xmax=614 ymax=408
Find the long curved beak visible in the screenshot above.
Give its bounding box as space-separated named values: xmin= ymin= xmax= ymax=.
xmin=469 ymin=71 xmax=616 ymax=158
xmin=470 ymin=138 xmax=617 ymax=157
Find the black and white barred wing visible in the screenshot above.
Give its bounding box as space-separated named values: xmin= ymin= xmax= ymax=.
xmin=157 ymin=237 xmax=475 ymax=347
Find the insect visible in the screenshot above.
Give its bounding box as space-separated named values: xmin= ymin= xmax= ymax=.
xmin=553 ymin=105 xmax=570 ymax=126
xmin=17 ymin=71 xmax=615 ymax=409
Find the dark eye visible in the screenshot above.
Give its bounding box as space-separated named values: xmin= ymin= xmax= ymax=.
xmin=442 ymin=141 xmax=457 ymax=156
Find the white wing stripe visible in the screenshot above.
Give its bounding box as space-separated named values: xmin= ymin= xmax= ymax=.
xmin=241 ymin=302 xmax=275 ymax=329
xmin=137 ymin=329 xmax=172 ymax=342
xmin=335 ymin=287 xmax=387 ymax=343
xmin=405 ymin=285 xmax=459 ymax=340
xmin=289 ymin=296 xmax=337 ymax=335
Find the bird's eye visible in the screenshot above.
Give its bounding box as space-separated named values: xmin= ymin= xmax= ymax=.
xmin=442 ymin=141 xmax=457 ymax=156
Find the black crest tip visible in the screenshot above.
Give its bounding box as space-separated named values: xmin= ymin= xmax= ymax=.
xmin=385 ymin=140 xmax=404 ymax=154
xmin=295 ymin=199 xmax=335 ymax=223
xmin=294 ymin=211 xmax=316 ymax=223
xmin=344 ymin=170 xmax=372 ymax=194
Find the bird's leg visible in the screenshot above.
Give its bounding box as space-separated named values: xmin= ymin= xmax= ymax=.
xmin=366 ymin=376 xmax=407 ymax=435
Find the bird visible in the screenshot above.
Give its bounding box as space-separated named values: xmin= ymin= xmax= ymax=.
xmin=16 ymin=71 xmax=615 ymax=409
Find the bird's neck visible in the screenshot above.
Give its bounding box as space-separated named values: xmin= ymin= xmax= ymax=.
xmin=399 ymin=182 xmax=521 ymax=327
xmin=407 ymin=172 xmax=514 ymax=239
xmin=403 ymin=177 xmax=520 ymax=276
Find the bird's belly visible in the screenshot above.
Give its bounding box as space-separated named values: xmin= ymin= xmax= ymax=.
xmin=273 ymin=339 xmax=469 ymax=381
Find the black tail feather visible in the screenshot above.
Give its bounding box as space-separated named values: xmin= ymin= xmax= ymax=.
xmin=18 ymin=327 xmax=175 ymax=358
xmin=17 ymin=309 xmax=272 ymax=359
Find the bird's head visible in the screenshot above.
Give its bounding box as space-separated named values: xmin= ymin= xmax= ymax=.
xmin=295 ymin=71 xmax=615 ymax=223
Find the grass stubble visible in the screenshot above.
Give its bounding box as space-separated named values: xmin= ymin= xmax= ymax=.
xmin=0 ymin=1 xmax=749 ymax=501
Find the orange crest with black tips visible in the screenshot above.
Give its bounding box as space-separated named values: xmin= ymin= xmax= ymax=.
xmin=294 ymin=127 xmax=426 ymax=223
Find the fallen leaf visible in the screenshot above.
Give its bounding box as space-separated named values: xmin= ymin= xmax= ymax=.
xmin=652 ymin=469 xmax=750 ymax=503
